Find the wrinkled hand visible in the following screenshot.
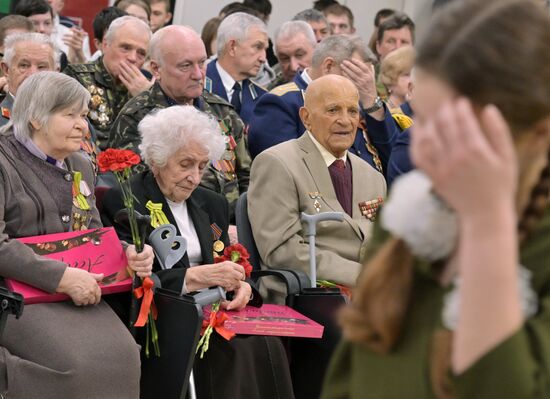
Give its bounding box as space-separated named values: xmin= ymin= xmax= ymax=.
xmin=118 ymin=61 xmax=153 ymax=97
xmin=56 ymin=267 xmax=103 ymax=306
xmin=185 ymin=261 xmax=245 ymax=292
xmin=341 ymin=59 xmax=377 ymax=107
xmin=221 ymin=281 xmax=251 ymax=311
xmin=126 ymin=244 xmax=154 ymax=278
xmin=411 ymin=98 xmax=517 ymax=218
xmin=64 ymin=28 xmax=86 ymax=64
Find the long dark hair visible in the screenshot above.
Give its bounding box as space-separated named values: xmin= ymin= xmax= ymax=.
xmin=340 ymin=1 xmax=550 ymax=397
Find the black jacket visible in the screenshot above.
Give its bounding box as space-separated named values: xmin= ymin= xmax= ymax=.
xmin=101 ymin=171 xmax=230 ymax=292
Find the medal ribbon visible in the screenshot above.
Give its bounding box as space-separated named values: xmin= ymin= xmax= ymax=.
xmin=72 ymin=172 xmax=90 ymax=210
xmin=145 ymin=201 xmax=169 ymax=228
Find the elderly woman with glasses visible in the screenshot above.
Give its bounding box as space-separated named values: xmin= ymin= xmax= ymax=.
xmin=102 ymin=105 xmax=295 ymax=399
xmin=0 ymin=71 xmax=154 ymax=398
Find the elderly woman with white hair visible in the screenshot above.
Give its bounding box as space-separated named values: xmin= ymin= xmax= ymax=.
xmin=0 ymin=71 xmax=154 ymax=398
xmin=102 ymin=105 xmax=295 ymax=399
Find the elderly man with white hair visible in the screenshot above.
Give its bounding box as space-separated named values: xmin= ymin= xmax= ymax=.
xmin=271 ymin=20 xmax=317 ymax=87
xmin=205 ymin=11 xmax=269 ymax=124
xmin=102 ymin=105 xmax=294 ymax=399
xmin=0 ymin=32 xmax=59 ymax=127
xmin=65 ymin=15 xmax=152 ymax=150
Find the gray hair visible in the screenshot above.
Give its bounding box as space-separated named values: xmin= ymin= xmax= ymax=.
xmin=11 ymin=71 xmax=90 ymax=140
xmin=3 ymin=32 xmax=59 ymax=70
xmin=138 ymin=106 xmax=226 ymax=168
xmin=104 ymin=15 xmax=152 ymax=45
xmin=293 ymin=9 xmax=328 ymax=25
xmin=312 ymin=35 xmax=376 ymax=67
xmin=216 ymin=12 xmax=267 ymax=56
xmin=274 ymin=21 xmax=316 ymax=54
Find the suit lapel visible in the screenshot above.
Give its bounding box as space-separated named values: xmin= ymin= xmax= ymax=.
xmin=206 ymin=61 xmax=229 ymax=101
xmin=298 ymin=134 xmax=363 ymax=239
xmin=349 ymin=155 xmax=373 ymax=239
xmin=187 ymin=194 xmax=215 ymax=264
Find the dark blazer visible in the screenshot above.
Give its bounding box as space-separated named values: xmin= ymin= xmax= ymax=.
xmin=205 ymin=59 xmax=267 ymax=125
xmin=248 ymin=71 xmax=400 ymax=174
xmin=101 ymin=171 xmax=230 ymax=292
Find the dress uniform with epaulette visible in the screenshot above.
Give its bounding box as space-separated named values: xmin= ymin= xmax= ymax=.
xmin=108 ymin=81 xmax=251 ymax=222
xmin=248 ymin=70 xmax=401 ymax=175
xmin=64 ymin=57 xmax=135 ymax=151
xmin=205 ymin=59 xmax=267 ymax=125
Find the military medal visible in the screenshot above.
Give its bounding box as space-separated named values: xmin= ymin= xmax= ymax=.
xmin=211 ymin=223 xmax=225 ymax=255
xmin=309 ymin=192 xmax=322 ymax=213
xmin=359 ymin=197 xmax=384 ymax=221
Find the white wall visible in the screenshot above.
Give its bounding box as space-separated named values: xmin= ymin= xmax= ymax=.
xmin=173 ymin=0 xmax=433 ymax=41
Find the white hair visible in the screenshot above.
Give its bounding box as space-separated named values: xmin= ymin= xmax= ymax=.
xmin=104 ymin=15 xmax=152 ymax=45
xmin=312 ymin=35 xmax=375 ymax=67
xmin=216 ymin=12 xmax=267 ymax=56
xmin=138 ymin=106 xmax=226 ymax=168
xmin=274 ymin=21 xmax=316 ymax=54
xmin=2 ymin=32 xmax=59 ymax=70
xmin=10 ymin=71 xmax=90 ymax=140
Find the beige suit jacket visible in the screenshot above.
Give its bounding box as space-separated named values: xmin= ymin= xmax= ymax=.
xmin=248 ymin=133 xmax=386 ymax=299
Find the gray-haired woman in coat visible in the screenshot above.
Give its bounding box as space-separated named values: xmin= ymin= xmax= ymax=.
xmin=0 ymin=71 xmax=154 ymax=398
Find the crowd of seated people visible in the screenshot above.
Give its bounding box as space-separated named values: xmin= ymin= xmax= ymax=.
xmin=1 ymin=0 xmax=549 ymax=398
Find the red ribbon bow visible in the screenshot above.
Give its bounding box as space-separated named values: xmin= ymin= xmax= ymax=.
xmin=202 ymin=310 xmax=236 ymax=341
xmin=134 ymin=277 xmax=158 ymax=327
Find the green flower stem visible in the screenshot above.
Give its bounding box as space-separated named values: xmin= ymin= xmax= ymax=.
xmin=196 ymin=301 xmax=221 ymax=359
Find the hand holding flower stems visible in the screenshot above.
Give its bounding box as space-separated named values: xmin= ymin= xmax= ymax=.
xmin=98 ymin=149 xmax=160 ymax=357
xmin=196 ymin=244 xmax=253 ymax=358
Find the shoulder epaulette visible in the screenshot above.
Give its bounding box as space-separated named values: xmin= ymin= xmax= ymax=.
xmin=391 ymin=113 xmax=414 ymax=130
xmin=269 ymin=82 xmax=299 ymax=96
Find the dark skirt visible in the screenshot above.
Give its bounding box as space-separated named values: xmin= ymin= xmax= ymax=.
xmin=193 ymin=333 xmax=295 ymax=399
xmin=0 ymin=301 xmax=141 ymax=399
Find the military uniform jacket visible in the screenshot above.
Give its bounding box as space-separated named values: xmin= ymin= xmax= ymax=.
xmin=322 ymin=207 xmax=550 ymax=399
xmin=108 ymin=81 xmax=251 ymax=220
xmin=248 ymin=133 xmax=386 ymax=300
xmin=64 ymin=57 xmax=133 ymax=150
xmin=205 ymin=59 xmax=267 ymax=125
xmin=248 ymin=72 xmax=401 ymax=175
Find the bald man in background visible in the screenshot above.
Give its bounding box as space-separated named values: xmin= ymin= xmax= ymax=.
xmin=248 ymin=75 xmax=386 ymax=302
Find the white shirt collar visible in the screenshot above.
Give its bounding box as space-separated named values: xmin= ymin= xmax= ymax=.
xmin=307 ymin=131 xmax=347 ymax=167
xmin=215 ymin=61 xmax=239 ymax=102
xmin=301 ymin=68 xmax=313 ymax=85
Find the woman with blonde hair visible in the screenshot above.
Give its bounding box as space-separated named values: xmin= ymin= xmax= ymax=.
xmin=322 ymin=0 xmax=550 ymax=397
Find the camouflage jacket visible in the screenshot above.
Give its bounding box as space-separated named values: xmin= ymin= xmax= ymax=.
xmin=64 ymin=57 xmax=132 ymax=150
xmin=108 ymin=81 xmax=251 ymax=219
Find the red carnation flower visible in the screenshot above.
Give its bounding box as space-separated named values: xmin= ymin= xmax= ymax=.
xmin=98 ymin=148 xmax=141 ymax=173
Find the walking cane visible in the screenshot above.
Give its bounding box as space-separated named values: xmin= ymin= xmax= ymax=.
xmin=300 ymin=212 xmax=344 ymax=288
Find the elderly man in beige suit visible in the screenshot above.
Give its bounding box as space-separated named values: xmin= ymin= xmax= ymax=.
xmin=248 ymin=74 xmax=386 ymax=301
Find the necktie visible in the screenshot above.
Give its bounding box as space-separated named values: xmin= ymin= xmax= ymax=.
xmin=328 ymin=159 xmax=353 ymax=216
xmin=231 ymin=82 xmax=242 ymax=114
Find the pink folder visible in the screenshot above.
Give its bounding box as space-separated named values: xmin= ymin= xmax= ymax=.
xmin=215 ymin=304 xmax=324 ymax=339
xmin=6 ymin=228 xmax=131 ymax=304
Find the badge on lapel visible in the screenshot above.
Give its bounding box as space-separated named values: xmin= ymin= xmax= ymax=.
xmin=309 ymin=192 xmax=323 ymax=213
xmin=358 ymin=197 xmax=384 ymax=221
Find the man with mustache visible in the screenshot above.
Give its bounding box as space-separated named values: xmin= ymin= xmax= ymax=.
xmin=109 ymin=25 xmax=251 ymax=221
xmin=205 ymin=12 xmax=268 ymax=125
